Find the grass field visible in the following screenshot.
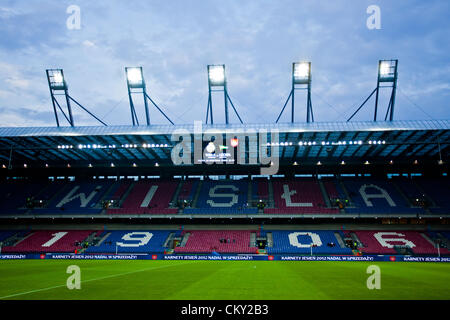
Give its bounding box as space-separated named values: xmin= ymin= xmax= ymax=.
xmin=0 ymin=260 xmax=449 ymax=300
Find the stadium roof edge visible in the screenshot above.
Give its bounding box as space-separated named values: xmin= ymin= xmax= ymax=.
xmin=0 ymin=119 xmax=449 ymax=137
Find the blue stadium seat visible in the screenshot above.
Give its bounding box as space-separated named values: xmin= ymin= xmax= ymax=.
xmin=85 ymin=230 xmax=173 ymax=253
xmin=185 ymin=180 xmax=252 ymax=214
xmin=342 ymin=179 xmax=425 ymax=214
xmin=268 ymin=231 xmax=352 ymax=254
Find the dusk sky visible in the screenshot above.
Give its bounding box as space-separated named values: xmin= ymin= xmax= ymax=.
xmin=0 ymin=0 xmax=449 ymax=127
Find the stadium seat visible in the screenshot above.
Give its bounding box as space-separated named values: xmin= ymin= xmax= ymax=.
xmin=107 ymin=180 xmax=179 ymax=214
xmin=2 ymin=230 xmax=95 ymax=253
xmin=174 ymin=230 xmax=258 ymax=254
xmin=184 ymin=180 xmax=253 ymax=214
xmin=267 ymin=178 xmax=339 ymax=214
xmin=353 ymin=230 xmax=449 ymax=255
xmin=342 ymin=178 xmax=425 ymax=214
xmin=85 ymin=230 xmax=172 ymax=253
xmin=268 ymin=231 xmax=352 ymax=254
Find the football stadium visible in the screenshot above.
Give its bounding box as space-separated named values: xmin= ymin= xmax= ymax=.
xmin=0 ymin=66 xmax=449 ymax=300
xmin=0 ymin=2 xmax=449 ymax=310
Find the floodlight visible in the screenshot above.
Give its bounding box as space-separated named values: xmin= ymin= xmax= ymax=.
xmin=126 ymin=67 xmax=144 ymax=88
xmin=208 ymin=65 xmax=225 ymax=86
xmin=53 ymin=71 xmax=64 ymax=85
xmin=293 ymin=62 xmax=311 ymax=84
xmin=378 ymin=60 xmax=397 ymax=82
xmin=379 ymin=62 xmax=390 ymax=76
xmin=47 ymin=69 xmax=67 ymax=90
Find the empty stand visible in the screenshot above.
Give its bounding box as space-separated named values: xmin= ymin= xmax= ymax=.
xmin=185 ymin=180 xmax=254 ymax=214
xmin=342 ymin=178 xmax=425 ymax=214
xmin=268 ymin=179 xmax=339 ymax=214
xmin=107 ymin=180 xmax=179 ymax=214
xmin=353 ymin=230 xmax=449 ymax=255
xmin=268 ymin=231 xmax=352 ymax=254
xmin=85 ymin=230 xmax=172 ymax=253
xmin=2 ymin=230 xmax=94 ymax=253
xmin=174 ymin=230 xmax=258 ymax=253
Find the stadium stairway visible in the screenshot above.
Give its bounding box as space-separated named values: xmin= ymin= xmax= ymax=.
xmin=192 ymin=180 xmax=203 ymax=208
xmin=391 ymin=181 xmax=414 ymax=207
xmin=267 ymin=180 xmax=274 ymax=208
xmin=94 ymin=232 xmax=111 ymax=247
xmin=350 ymin=232 xmax=364 ymax=248
xmin=170 ymin=180 xmax=184 ymax=207
xmin=96 ymin=182 xmax=119 ymax=208
xmin=421 ymin=232 xmax=438 ymax=248
xmin=266 ymin=232 xmax=273 ymax=248
xmin=318 ymin=180 xmax=332 ymax=208
xmin=179 ymin=232 xmax=190 ymax=247
xmin=118 ymin=181 xmax=136 ymax=208
xmin=250 ymin=232 xmax=256 ymax=247
xmin=334 ymin=232 xmax=346 ymax=248
xmin=338 ymin=179 xmax=355 ymax=207
xmin=413 ymin=180 xmax=437 ymax=208
xmin=247 ymin=180 xmax=253 ymax=206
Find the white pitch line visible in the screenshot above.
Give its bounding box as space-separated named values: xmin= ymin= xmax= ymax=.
xmin=0 ymin=261 xmax=194 ymax=300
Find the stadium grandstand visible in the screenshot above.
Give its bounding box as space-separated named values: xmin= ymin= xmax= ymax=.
xmin=0 ymin=118 xmax=449 ymax=258
xmin=0 ymin=59 xmax=449 ymax=259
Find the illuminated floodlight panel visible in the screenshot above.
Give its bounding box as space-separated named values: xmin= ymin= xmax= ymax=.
xmin=126 ymin=67 xmax=144 ymax=87
xmin=208 ymin=65 xmax=225 ymax=86
xmin=293 ymin=62 xmax=311 ymax=84
xmin=378 ymin=60 xmax=397 ymax=82
xmin=53 ymin=71 xmax=64 ymax=84
xmin=47 ymin=69 xmax=66 ymax=89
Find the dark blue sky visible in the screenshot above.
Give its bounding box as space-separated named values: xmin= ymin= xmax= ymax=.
xmin=0 ymin=0 xmax=449 ymax=127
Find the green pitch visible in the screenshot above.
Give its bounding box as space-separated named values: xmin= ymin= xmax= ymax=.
xmin=0 ymin=260 xmax=448 ymax=300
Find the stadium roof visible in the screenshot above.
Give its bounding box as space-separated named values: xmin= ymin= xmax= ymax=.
xmin=0 ymin=119 xmax=449 ymax=169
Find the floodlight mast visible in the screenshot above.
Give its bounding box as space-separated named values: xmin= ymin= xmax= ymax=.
xmin=46 ymin=69 xmax=74 ymax=127
xmin=125 ymin=67 xmax=174 ymax=126
xmin=347 ymin=59 xmax=398 ymax=122
xmin=276 ymin=62 xmax=314 ymax=123
xmin=46 ymin=69 xmax=107 ymax=127
xmin=206 ymin=65 xmax=243 ymax=125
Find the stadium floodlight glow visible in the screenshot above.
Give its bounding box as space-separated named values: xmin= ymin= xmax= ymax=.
xmin=379 ymin=61 xmax=390 ymax=76
xmin=208 ymin=65 xmax=226 ymax=86
xmin=378 ymin=60 xmax=398 ymax=82
xmin=47 ymin=69 xmax=67 ymax=90
xmin=126 ymin=67 xmax=144 ymax=88
xmin=293 ymin=62 xmax=311 ymax=84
